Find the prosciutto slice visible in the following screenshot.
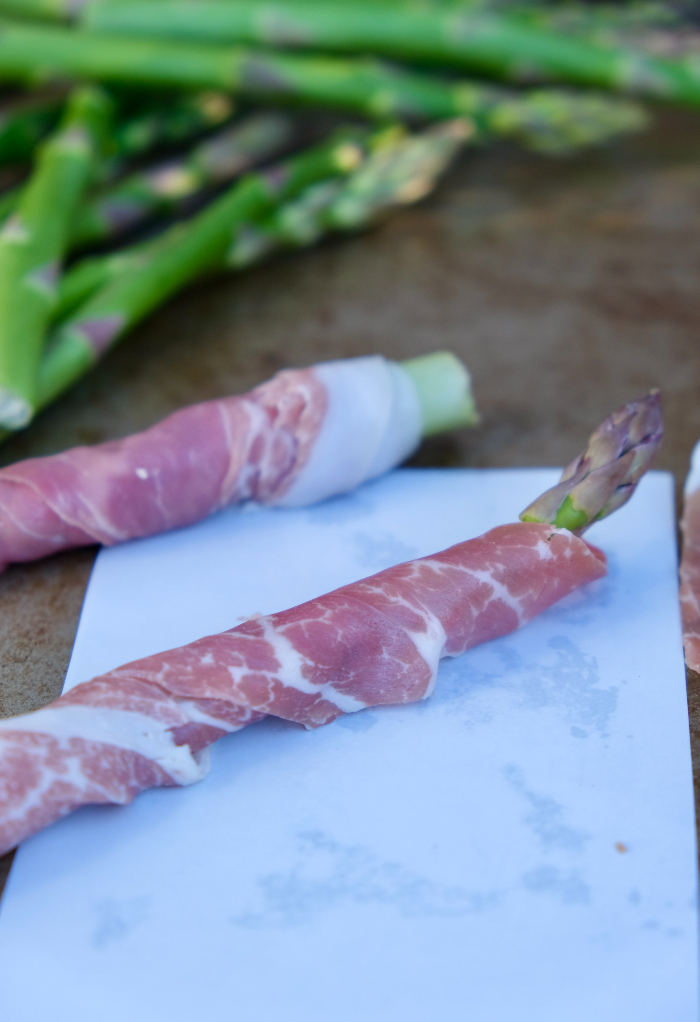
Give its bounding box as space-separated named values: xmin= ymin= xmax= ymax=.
xmin=0 ymin=354 xmax=424 ymax=573
xmin=0 ymin=521 xmax=606 ymax=855
xmin=680 ymin=441 xmax=700 ymax=672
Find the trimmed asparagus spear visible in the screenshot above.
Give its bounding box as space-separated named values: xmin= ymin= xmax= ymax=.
xmin=520 ymin=390 xmax=663 ymax=534
xmin=71 ymin=110 xmax=294 ymax=247
xmin=0 ymin=84 xmax=111 ymax=429
xmin=82 ymin=0 xmax=700 ymax=107
xmin=37 ymin=128 xmax=367 ymax=406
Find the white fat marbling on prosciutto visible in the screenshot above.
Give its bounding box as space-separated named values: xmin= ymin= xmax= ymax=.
xmin=362 ymin=566 xmax=448 ymax=699
xmin=248 ymin=618 xmax=369 ymax=715
xmin=404 ymin=608 xmax=447 ymax=699
xmin=0 ymin=705 xmax=209 ymax=786
xmin=273 ymin=356 xmax=422 ymax=507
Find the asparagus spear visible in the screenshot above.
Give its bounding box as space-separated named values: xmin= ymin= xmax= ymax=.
xmin=0 ymin=22 xmax=470 ymax=120
xmin=68 ymin=81 xmax=642 ymax=249
xmin=71 ymin=110 xmax=294 ymax=247
xmin=31 ymin=76 xmax=645 ymax=418
xmin=36 ymin=120 xmax=469 ymax=411
xmin=0 ymin=79 xmax=646 ymax=242
xmin=0 ymin=84 xmax=111 ymax=429
xmin=82 ymin=0 xmax=700 ymax=107
xmin=38 ymin=128 xmax=368 ymax=406
xmin=52 ymin=71 xmax=645 ymax=330
xmin=520 ymin=390 xmax=663 ymax=533
xmin=0 ymin=20 xmax=656 ymax=123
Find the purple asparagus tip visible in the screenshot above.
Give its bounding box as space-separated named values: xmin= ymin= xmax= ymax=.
xmin=520 ymin=389 xmax=663 ymax=535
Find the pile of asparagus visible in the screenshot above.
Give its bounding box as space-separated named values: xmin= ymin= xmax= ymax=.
xmin=0 ymin=0 xmax=693 ymax=434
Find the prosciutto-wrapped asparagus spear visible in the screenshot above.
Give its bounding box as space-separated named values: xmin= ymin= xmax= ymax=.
xmin=680 ymin=441 xmax=700 ymax=672
xmin=0 ymin=391 xmax=662 ymax=855
xmin=0 ymin=351 xmax=477 ymax=573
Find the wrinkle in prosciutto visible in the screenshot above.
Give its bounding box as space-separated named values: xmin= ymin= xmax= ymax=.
xmin=0 ymin=522 xmax=606 ymax=855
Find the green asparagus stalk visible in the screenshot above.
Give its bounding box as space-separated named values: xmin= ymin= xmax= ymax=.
xmin=0 ymin=21 xmax=473 ymax=120
xmin=0 ymin=19 xmax=650 ymax=124
xmin=82 ymin=0 xmax=700 ymax=107
xmin=0 ymin=114 xmax=476 ymax=439
xmin=37 ymin=128 xmax=368 ymax=406
xmin=52 ymin=234 xmax=163 ymax=321
xmin=53 ymin=74 xmax=646 ymax=317
xmin=38 ymin=120 xmax=468 ymax=412
xmin=0 ymin=84 xmax=111 ymax=429
xmin=402 ymin=350 xmax=478 ymax=433
xmin=71 ymin=84 xmax=640 ymax=250
xmin=520 ymin=390 xmax=663 ymax=533
xmin=29 ymin=77 xmax=644 ymax=417
xmin=71 ymin=110 xmax=294 ymax=247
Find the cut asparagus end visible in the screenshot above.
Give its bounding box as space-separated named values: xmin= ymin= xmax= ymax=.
xmin=0 ymin=387 xmax=32 ymax=429
xmin=520 ymin=389 xmax=663 ymax=535
xmin=399 ymin=351 xmax=479 ymax=437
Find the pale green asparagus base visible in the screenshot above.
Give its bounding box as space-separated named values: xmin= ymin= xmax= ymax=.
xmin=400 ymin=350 xmax=479 ymax=435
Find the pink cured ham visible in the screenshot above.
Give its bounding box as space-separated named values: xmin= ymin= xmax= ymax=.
xmin=0 ymin=521 xmax=606 ymax=855
xmin=0 ymin=367 xmax=324 ymax=572
xmin=680 ymin=444 xmax=700 ymax=672
xmin=0 ymin=354 xmax=424 ymax=573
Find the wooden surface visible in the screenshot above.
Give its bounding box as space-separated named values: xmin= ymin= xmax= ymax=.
xmin=2 ymin=105 xmax=700 ymax=896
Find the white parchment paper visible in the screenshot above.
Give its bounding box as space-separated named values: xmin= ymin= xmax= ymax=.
xmin=0 ymin=468 xmax=696 ymax=1021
